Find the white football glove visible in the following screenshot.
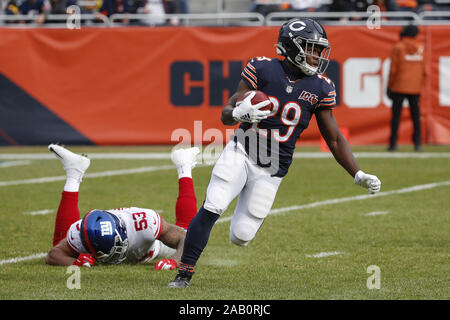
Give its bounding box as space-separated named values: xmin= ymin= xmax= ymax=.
xmin=354 ymin=170 xmax=381 ymax=194
xmin=232 ymin=91 xmax=271 ymax=123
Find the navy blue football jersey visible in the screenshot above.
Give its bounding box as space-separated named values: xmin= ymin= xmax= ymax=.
xmin=234 ymin=56 xmax=336 ymax=177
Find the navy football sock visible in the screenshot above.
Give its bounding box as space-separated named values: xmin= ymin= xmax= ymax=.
xmin=180 ymin=206 xmax=220 ymax=269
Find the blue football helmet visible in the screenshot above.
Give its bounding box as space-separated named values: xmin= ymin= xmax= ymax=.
xmin=275 ymin=18 xmax=331 ymax=76
xmin=80 ymin=210 xmax=129 ymax=264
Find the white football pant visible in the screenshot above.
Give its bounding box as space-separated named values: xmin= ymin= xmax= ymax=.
xmin=204 ymin=141 xmax=283 ymax=247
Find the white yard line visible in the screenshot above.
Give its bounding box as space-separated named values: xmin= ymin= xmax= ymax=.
xmin=0 ymin=164 xmax=176 ymax=187
xmin=365 ymin=211 xmax=390 ymax=216
xmin=0 ymin=253 xmax=47 ymax=266
xmin=0 ymin=160 xmax=31 ymax=168
xmin=306 ymin=251 xmax=343 ymax=258
xmin=216 ymin=180 xmax=450 ymax=224
xmin=24 ymin=209 xmax=55 ymax=216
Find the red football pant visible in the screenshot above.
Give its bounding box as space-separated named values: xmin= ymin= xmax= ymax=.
xmin=176 ymin=177 xmax=197 ymax=230
xmin=52 ymin=191 xmax=80 ymax=247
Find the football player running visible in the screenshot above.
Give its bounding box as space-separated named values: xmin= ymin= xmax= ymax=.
xmin=168 ymin=18 xmax=381 ymax=288
xmin=45 ymin=144 xmax=200 ymax=269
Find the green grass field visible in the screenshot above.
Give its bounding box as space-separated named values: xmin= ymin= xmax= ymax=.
xmin=0 ymin=144 xmax=449 ymax=301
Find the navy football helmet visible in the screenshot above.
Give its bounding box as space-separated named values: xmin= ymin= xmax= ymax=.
xmin=275 ymin=18 xmax=331 ymax=76
xmin=80 ymin=210 xmax=129 ymax=264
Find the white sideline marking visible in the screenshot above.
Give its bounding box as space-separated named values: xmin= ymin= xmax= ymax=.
xmin=207 ymin=259 xmax=239 ymax=267
xmin=217 ymin=180 xmax=450 ymax=224
xmin=0 ymin=152 xmax=449 ymax=160
xmin=0 ymin=253 xmax=47 ymax=266
xmin=1 ymin=181 xmax=449 ymax=266
xmin=365 ymin=211 xmax=389 ymax=216
xmin=0 ymin=160 xmax=31 ymax=168
xmin=306 ymin=251 xmax=342 ymax=258
xmin=0 ymin=164 xmax=176 ymax=187
xmin=24 ymin=209 xmax=55 ymax=216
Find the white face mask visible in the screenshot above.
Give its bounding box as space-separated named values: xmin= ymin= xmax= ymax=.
xmin=290 ymin=37 xmax=331 ymax=76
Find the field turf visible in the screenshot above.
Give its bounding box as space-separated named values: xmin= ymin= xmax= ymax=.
xmin=0 ymin=144 xmax=449 ymax=302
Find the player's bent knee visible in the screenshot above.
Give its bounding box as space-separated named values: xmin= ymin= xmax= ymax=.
xmin=230 ymin=222 xmax=257 ymax=247
xmin=247 ymin=181 xmax=278 ymax=219
xmin=230 ymin=233 xmax=250 ymax=247
xmin=203 ymin=187 xmax=229 ymax=215
xmin=204 ymin=177 xmax=233 ymax=215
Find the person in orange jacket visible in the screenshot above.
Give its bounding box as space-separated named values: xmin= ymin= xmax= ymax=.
xmin=387 ymin=24 xmax=426 ymax=151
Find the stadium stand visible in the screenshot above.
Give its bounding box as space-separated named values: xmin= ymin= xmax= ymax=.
xmin=1 ymin=0 xmax=450 ymax=26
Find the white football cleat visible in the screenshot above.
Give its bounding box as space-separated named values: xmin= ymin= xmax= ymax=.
xmin=171 ymin=147 xmax=200 ymax=170
xmin=48 ymin=143 xmax=90 ymax=180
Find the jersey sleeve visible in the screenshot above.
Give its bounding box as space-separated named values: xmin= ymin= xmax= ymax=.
xmin=66 ymin=220 xmax=88 ymax=255
xmin=316 ymin=76 xmax=336 ymax=111
xmin=146 ymin=209 xmax=163 ymax=240
xmin=241 ymin=57 xmax=271 ymax=90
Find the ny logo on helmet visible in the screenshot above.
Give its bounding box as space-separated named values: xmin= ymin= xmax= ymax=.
xmin=100 ymin=221 xmax=113 ymax=236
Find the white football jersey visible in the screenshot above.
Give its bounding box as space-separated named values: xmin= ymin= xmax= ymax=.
xmin=66 ymin=207 xmax=163 ymax=263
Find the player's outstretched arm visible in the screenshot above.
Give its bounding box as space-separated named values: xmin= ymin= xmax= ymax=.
xmin=46 ymin=239 xmax=96 ymax=267
xmin=45 ymin=239 xmax=79 ymax=266
xmin=316 ymin=109 xmax=381 ymax=194
xmin=316 ymin=109 xmax=359 ymax=176
xmin=156 ymin=220 xmax=186 ymax=266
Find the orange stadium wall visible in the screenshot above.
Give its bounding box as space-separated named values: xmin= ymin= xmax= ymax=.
xmin=0 ymin=26 xmax=449 ymax=146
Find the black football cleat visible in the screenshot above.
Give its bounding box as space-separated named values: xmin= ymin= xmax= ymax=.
xmin=167 ymin=270 xmax=193 ymax=288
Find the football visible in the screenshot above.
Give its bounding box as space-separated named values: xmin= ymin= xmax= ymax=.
xmin=237 ymin=90 xmax=273 ymax=111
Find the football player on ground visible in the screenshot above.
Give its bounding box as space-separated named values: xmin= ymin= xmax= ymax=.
xmin=168 ymin=18 xmax=381 ymax=288
xmin=45 ymin=144 xmax=200 ymax=269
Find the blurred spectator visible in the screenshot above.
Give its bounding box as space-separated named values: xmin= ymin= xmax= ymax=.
xmin=49 ymin=0 xmax=77 ymax=14
xmin=416 ymin=0 xmax=440 ymax=18
xmin=386 ymin=24 xmax=426 ymax=152
xmin=393 ymin=0 xmax=418 ymax=11
xmin=98 ymin=0 xmax=130 ymax=16
xmin=173 ymin=0 xmax=188 ymax=13
xmin=3 ymin=0 xmax=20 ymax=24
xmin=328 ymin=0 xmax=371 ymax=12
xmin=386 ymin=0 xmax=419 ymax=20
xmin=132 ymin=0 xmax=166 ymax=25
xmin=164 ymin=0 xmax=187 ymax=14
xmin=19 ymin=0 xmax=51 ymax=24
xmin=163 ymin=0 xmax=187 ymax=25
xmin=290 ymin=0 xmax=328 ymax=12
xmin=81 ymin=0 xmax=102 ymax=14
xmin=164 ymin=0 xmax=176 ymax=13
xmin=327 ymin=0 xmax=371 ymax=21
xmin=417 ymin=0 xmax=450 ymax=20
xmin=250 ymin=0 xmax=281 ymax=16
xmin=96 ymin=0 xmax=130 ymax=23
xmin=373 ymin=0 xmax=401 ymax=11
xmin=4 ymin=0 xmax=20 ymax=14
